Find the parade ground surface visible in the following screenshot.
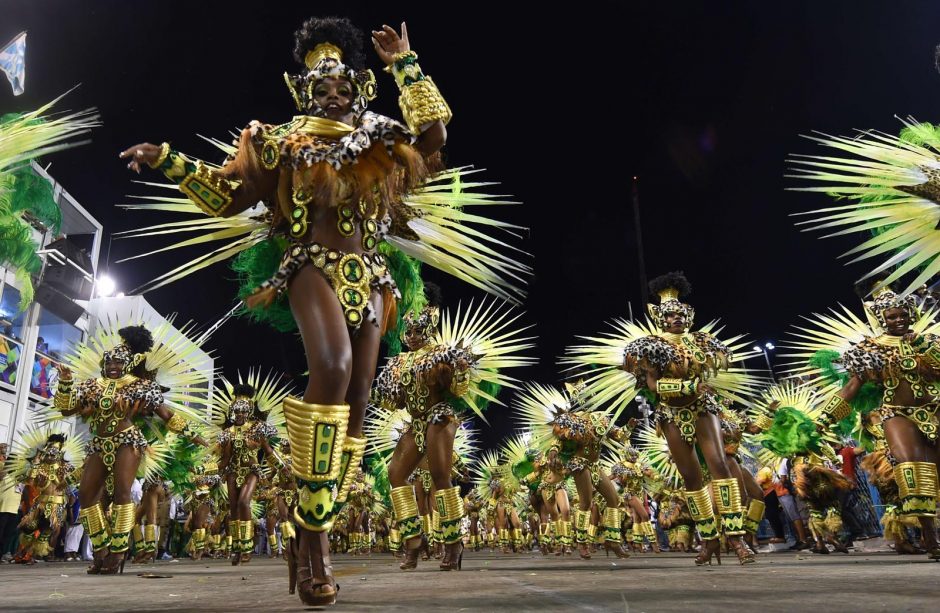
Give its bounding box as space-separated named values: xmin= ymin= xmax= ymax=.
xmin=1 ymin=546 xmax=938 ymax=613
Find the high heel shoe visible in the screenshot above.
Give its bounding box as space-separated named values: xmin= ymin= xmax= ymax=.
xmin=694 ymin=539 xmax=721 ymax=566
xmin=604 ymin=541 xmax=630 ymax=559
xmin=729 ymin=537 xmax=756 ymax=565
xmin=295 ymin=529 xmax=337 ymax=607
xmin=578 ymin=541 xmax=591 ymax=559
xmin=399 ymin=545 xmax=420 ymax=570
xmin=440 ymin=542 xmax=463 ymax=571
xmin=99 ymin=551 xmax=126 ymax=575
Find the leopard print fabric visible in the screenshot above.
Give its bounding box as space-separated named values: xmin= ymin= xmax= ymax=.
xmin=623 ymin=332 xmax=730 ymax=381
xmin=841 ymin=338 xmax=890 ymax=380
xmin=74 ymin=377 xmax=165 ymax=415
xmin=248 ymin=111 xmax=414 ymax=172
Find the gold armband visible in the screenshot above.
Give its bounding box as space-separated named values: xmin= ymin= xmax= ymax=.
xmin=820 ymin=394 xmax=852 ymax=425
xmin=179 ymin=162 xmax=239 ymax=217
xmin=53 ymin=379 xmax=75 ymax=411
xmin=655 ymin=377 xmax=697 ymax=399
xmin=165 ymin=413 xmax=188 ymax=434
xmin=449 ymin=365 xmax=471 ymax=397
xmin=753 ymin=413 xmax=774 ymax=432
xmin=385 ymin=50 xmax=452 ymax=133
xmin=147 ymin=142 xmax=171 ymax=169
xmin=920 ymin=343 xmax=940 ymax=370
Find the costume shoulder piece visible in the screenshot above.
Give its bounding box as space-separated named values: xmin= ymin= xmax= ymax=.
xmin=623 ymin=335 xmax=680 ymax=377
xmin=841 ymin=338 xmax=888 ymax=380
xmin=248 ymin=111 xmax=413 ymax=171
xmin=690 ymin=331 xmax=731 ymax=359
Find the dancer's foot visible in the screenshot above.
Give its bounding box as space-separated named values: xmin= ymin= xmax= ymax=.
xmin=99 ymin=552 xmax=125 ymax=575
xmin=399 ymin=544 xmax=420 ymax=570
xmin=295 ymin=528 xmax=337 ymax=606
xmin=694 ymin=539 xmax=721 ymax=566
xmin=440 ymin=541 xmax=464 ymax=571
xmin=604 ymin=541 xmax=630 ymax=559
xmin=578 ymin=541 xmax=591 ymax=559
xmin=729 ymin=537 xmax=756 ymax=565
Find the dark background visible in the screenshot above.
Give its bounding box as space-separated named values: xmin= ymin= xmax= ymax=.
xmin=4 ymin=1 xmax=940 ymax=442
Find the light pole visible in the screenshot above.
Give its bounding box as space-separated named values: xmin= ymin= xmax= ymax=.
xmin=752 ymin=341 xmax=776 ymax=381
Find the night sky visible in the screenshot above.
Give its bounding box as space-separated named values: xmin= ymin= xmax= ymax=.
xmin=4 ymin=1 xmax=940 ymax=440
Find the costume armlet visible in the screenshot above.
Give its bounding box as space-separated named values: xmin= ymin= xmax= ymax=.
xmin=753 ymin=413 xmax=774 ymax=432
xmin=656 ymin=377 xmax=698 ymax=399
xmin=149 ymin=144 xmax=238 ymax=217
xmin=53 ymin=378 xmax=75 ymax=412
xmin=920 ymin=343 xmax=940 ymax=370
xmin=449 ymin=363 xmax=471 ymax=398
xmin=385 ymin=51 xmax=452 ymax=133
xmin=820 ymin=394 xmax=852 ymax=425
xmin=165 ymin=413 xmax=193 ymax=438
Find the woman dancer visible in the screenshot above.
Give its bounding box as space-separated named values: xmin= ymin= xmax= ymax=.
xmin=120 ymin=14 xmax=528 ymax=606
xmin=51 ymin=323 xmax=207 ymax=574
xmin=564 ymin=272 xmax=764 ymax=565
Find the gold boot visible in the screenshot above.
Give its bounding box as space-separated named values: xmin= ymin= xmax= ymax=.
xmin=284 ymin=398 xmax=349 ymax=606
xmin=686 ymin=486 xmax=721 ymax=566
xmin=392 ymin=486 xmax=422 ymax=570
xmin=602 ymin=507 xmax=629 ymax=559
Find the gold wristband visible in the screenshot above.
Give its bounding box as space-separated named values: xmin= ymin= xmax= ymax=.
xmin=165 ymin=413 xmax=188 ymax=433
xmin=398 ymin=76 xmax=452 ymax=134
xmin=820 ymin=394 xmax=852 ymax=424
xmin=656 ymin=377 xmax=697 ymax=399
xmin=754 ymin=414 xmax=773 ymax=431
xmin=921 ymin=344 xmax=940 ymax=370
xmin=148 ymin=142 xmax=171 ymax=169
xmin=179 ymin=162 xmax=238 ymax=217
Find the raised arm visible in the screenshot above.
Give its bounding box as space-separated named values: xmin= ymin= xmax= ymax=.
xmin=372 ymin=22 xmax=449 ymax=156
xmin=52 ymin=365 xmax=92 ymax=418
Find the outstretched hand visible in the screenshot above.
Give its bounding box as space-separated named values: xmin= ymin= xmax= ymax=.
xmin=372 ymin=22 xmax=411 ymax=65
xmin=119 ymin=143 xmax=162 ymax=174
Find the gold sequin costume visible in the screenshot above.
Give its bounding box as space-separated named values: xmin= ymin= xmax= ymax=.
xmin=218 ymin=420 xmax=278 ymax=487
xmin=6 ymin=430 xmax=82 ymax=559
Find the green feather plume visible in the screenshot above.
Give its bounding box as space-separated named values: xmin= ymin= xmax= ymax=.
xmin=759 ymin=405 xmax=824 ymax=457
xmin=379 ymin=242 xmax=425 ymax=356
xmin=808 ymin=349 xmax=848 ymax=387
xmin=367 ymin=453 xmax=392 ymax=509
xmin=230 ymin=236 xmax=296 ymax=332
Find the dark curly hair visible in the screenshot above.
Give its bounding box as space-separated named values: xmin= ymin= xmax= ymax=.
xmin=232 ymin=383 xmax=256 ymax=398
xmin=424 ymin=281 xmax=443 ymax=309
xmin=118 ymin=325 xmax=154 ymax=354
xmin=648 ymin=271 xmax=692 ymax=303
xmin=46 ymin=433 xmax=67 ymax=445
xmin=293 ymin=16 xmax=366 ymax=70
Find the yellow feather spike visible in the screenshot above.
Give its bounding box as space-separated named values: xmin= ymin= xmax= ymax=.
xmin=435 ymin=298 xmax=537 ymax=423
xmin=37 ymin=313 xmax=213 ymax=430
xmin=633 ymin=424 xmax=682 ymax=489
xmin=511 ymin=382 xmax=574 ymax=453
xmin=0 ymin=90 xmax=100 ymax=174
xmin=208 ymin=369 xmax=294 ymax=428
xmin=752 ymin=381 xmax=840 ymax=467
xmin=364 ymin=404 xmax=410 ymax=457
xmin=788 ymin=119 xmax=940 ymax=295
xmin=561 ymin=318 xmax=768 ymax=419
xmin=3 ymin=424 xmax=85 ymax=488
